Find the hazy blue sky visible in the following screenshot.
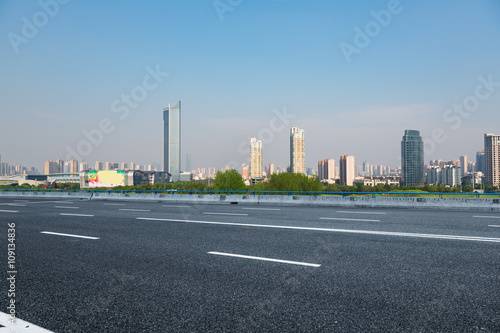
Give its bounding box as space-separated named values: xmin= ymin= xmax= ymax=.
xmin=1 ymin=0 xmax=500 ymax=172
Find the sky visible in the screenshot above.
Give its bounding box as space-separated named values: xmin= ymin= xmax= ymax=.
xmin=1 ymin=0 xmax=500 ymax=172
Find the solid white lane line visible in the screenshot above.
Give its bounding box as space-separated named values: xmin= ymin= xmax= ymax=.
xmin=320 ymin=217 xmax=380 ymax=222
xmin=104 ymin=203 xmax=126 ymax=206
xmin=474 ymin=216 xmax=500 ymax=219
xmin=203 ymin=212 xmax=248 ymax=216
xmin=29 ymin=200 xmax=73 ymax=204
xmin=119 ymin=209 xmax=150 ymax=212
xmin=136 ymin=217 xmax=500 ymax=243
xmin=241 ymin=208 xmax=281 ymax=211
xmin=59 ymin=213 xmax=94 ymax=217
xmin=488 ymin=225 xmax=500 ymax=228
xmin=40 ymin=231 xmax=99 ymax=240
xmin=0 ymin=311 xmax=55 ymax=332
xmin=336 ymin=211 xmax=386 ymax=215
xmin=54 ymin=206 xmax=79 ymax=209
xmin=0 ymin=210 xmax=18 ymax=213
xmin=208 ymin=252 xmax=321 ymax=267
xmin=162 ymin=205 xmax=191 ymax=208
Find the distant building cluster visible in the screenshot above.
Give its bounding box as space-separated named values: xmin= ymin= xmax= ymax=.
xmin=0 ymin=155 xmax=38 ymax=176
xmin=3 ymin=98 xmax=500 ymax=191
xmin=41 ymin=159 xmax=160 ymax=175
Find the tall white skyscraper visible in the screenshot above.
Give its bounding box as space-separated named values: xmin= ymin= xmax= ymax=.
xmin=290 ymin=127 xmax=305 ymax=174
xmin=250 ymin=138 xmax=263 ymax=179
xmin=340 ymin=155 xmax=356 ymax=186
xmin=485 ymin=133 xmax=500 ymax=187
xmin=164 ymin=101 xmax=181 ymax=182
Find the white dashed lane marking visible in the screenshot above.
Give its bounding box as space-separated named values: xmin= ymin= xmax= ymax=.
xmin=40 ymin=231 xmax=99 ymax=240
xmin=208 ymin=252 xmax=321 ymax=267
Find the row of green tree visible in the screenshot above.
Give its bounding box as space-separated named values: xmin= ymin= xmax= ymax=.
xmin=1 ymin=170 xmax=498 ymax=193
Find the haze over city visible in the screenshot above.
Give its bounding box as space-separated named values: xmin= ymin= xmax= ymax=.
xmin=1 ymin=0 xmax=500 ymax=172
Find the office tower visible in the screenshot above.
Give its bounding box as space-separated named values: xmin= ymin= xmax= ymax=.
xmin=242 ymin=164 xmax=249 ymax=180
xmin=484 ymin=133 xmax=500 ymax=187
xmin=459 ymin=155 xmax=468 ymax=175
xmin=401 ymin=130 xmax=424 ymax=186
xmin=121 ymin=162 xmax=128 ymax=170
xmin=476 ymin=150 xmax=486 ymax=173
xmin=130 ymin=162 xmax=136 ymax=170
xmin=69 ymin=159 xmax=79 ymax=173
xmin=340 ymin=155 xmax=356 ymax=186
xmin=250 ymin=138 xmax=263 ymax=179
xmin=164 ymin=100 xmax=181 ymax=181
xmin=318 ymin=159 xmax=336 ymax=182
xmin=290 ymin=127 xmax=305 ymax=174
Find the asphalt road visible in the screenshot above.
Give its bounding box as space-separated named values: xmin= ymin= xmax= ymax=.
xmin=1 ymin=197 xmax=499 ymax=332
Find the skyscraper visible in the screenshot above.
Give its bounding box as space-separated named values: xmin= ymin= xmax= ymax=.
xmin=290 ymin=127 xmax=305 ymax=174
xmin=484 ymin=133 xmax=500 ymax=187
xmin=164 ymin=100 xmax=181 ymax=182
xmin=401 ymin=130 xmax=424 ymax=186
xmin=250 ymin=138 xmax=263 ymax=179
xmin=340 ymin=155 xmax=356 ymax=186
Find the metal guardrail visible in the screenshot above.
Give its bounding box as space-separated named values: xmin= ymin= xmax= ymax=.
xmin=0 ymin=188 xmax=497 ymax=199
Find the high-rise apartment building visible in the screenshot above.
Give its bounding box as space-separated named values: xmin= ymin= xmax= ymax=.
xmin=318 ymin=159 xmax=336 ymax=182
xmin=164 ymin=100 xmax=181 ymax=182
xmin=250 ymin=138 xmax=263 ymax=179
xmin=290 ymin=127 xmax=305 ymax=174
xmin=242 ymin=164 xmax=249 ymax=180
xmin=459 ymin=155 xmax=468 ymax=175
xmin=79 ymin=162 xmax=89 ymax=172
xmin=484 ymin=133 xmax=500 ymax=187
xmin=442 ymin=165 xmax=462 ymax=187
xmin=68 ymin=159 xmax=79 ymax=173
xmin=268 ymin=163 xmax=275 ymax=176
xmin=401 ymin=130 xmax=424 ymax=186
xmin=426 ymin=166 xmax=442 ymax=185
xmin=95 ymin=161 xmax=104 ymax=171
xmin=339 ymin=155 xmax=356 ymax=186
xmin=44 ymin=160 xmax=60 ymax=174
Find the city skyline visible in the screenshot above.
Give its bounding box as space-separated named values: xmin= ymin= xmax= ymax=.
xmin=0 ymin=128 xmax=494 ymax=178
xmin=1 ymin=1 xmax=499 ymax=172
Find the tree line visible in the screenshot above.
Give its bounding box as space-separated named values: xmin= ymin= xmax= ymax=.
xmin=1 ymin=170 xmax=496 ymax=192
